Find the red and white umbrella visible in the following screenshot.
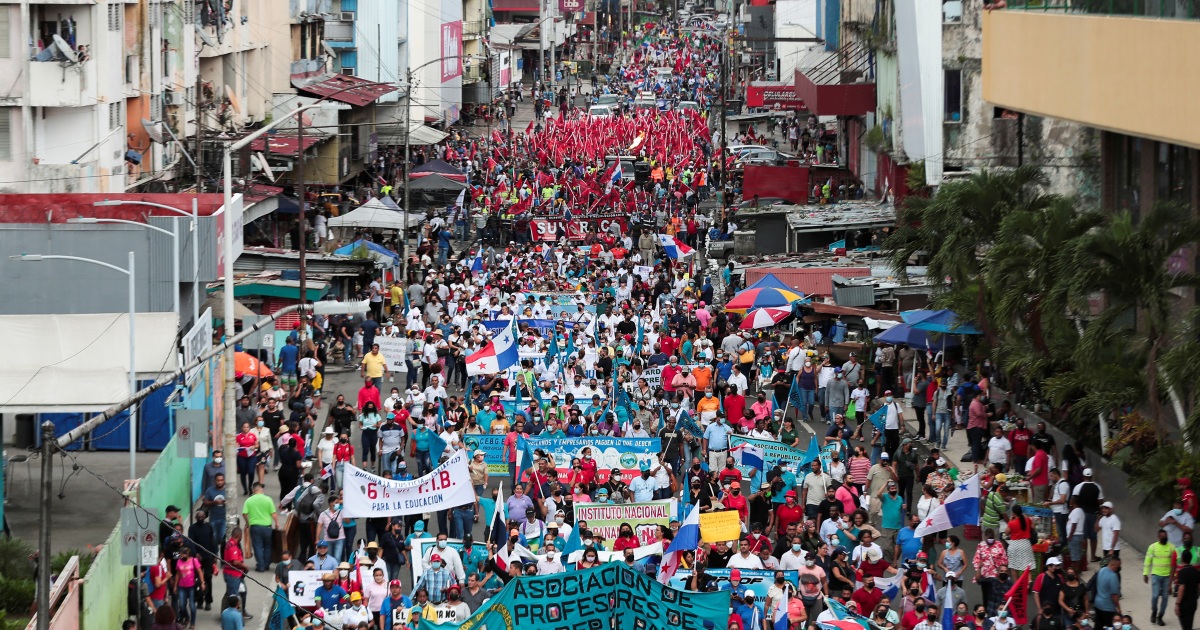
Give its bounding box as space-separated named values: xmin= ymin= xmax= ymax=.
xmin=739 ymin=306 xmax=793 ymax=330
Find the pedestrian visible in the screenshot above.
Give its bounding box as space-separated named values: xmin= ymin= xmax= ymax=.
xmin=1177 ymin=548 xmax=1200 ymax=630
xmin=1093 ymin=556 xmax=1123 ymax=629
xmin=1146 ymin=528 xmax=1175 ymax=626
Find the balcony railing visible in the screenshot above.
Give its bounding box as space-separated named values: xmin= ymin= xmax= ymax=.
xmin=464 ymin=20 xmax=485 ymax=37
xmin=1002 ymin=0 xmax=1199 ymax=19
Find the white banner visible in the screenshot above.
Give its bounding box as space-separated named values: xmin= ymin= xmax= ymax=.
xmin=374 ymin=336 xmax=409 ymax=373
xmin=286 ymin=570 xmax=326 ymax=607
xmin=342 ymin=448 xmax=476 ymax=517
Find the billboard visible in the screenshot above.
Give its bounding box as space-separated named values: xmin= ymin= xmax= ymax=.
xmin=744 ymin=82 xmax=806 ymax=109
xmin=560 ymin=0 xmax=584 ymax=11
xmin=441 ymin=21 xmax=464 ymax=82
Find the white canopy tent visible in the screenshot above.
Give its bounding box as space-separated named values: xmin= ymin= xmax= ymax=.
xmin=0 ymin=313 xmax=180 ymax=413
xmin=328 ymin=198 xmax=424 ymax=230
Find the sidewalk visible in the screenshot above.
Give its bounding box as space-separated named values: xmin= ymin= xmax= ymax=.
xmin=894 ymin=404 xmax=1174 ymax=629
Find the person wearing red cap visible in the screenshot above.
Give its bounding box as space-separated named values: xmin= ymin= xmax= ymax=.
xmin=1182 ymin=478 xmax=1199 ymax=520
xmin=430 ymin=584 xmax=470 ymax=624
xmin=378 ymin=579 xmax=413 ymax=628
xmin=775 ymin=490 xmax=804 ymax=537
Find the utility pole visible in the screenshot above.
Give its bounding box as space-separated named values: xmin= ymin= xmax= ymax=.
xmin=718 ymin=29 xmax=729 ymax=209
xmin=36 ymin=421 xmax=52 ymax=630
xmin=296 ymin=104 xmax=308 ymax=342
xmin=540 ymin=0 xmax=546 ymax=85
xmin=401 ymin=69 xmax=412 ymax=284
xmin=195 ymin=71 xmax=204 ymax=192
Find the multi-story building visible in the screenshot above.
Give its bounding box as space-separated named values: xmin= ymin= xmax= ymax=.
xmin=982 ymin=3 xmax=1197 ymax=213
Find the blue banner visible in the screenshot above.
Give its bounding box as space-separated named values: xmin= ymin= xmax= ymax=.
xmin=419 ymin=563 xmax=729 ymax=630
xmin=519 ymin=436 xmax=661 ymax=483
xmin=483 ymin=319 xmax=578 ymax=336
xmin=670 ymin=569 xmax=798 ymax=601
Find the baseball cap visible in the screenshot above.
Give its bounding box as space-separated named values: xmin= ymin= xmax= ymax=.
xmin=1083 ymin=468 xmax=1094 ymax=477
xmin=785 ymin=490 xmax=797 ymax=497
xmin=446 ymin=584 xmax=462 ymax=592
xmin=389 ymin=579 xmax=402 ymax=588
xmin=729 ymin=569 xmax=742 ymax=580
xmin=880 ymin=452 xmax=890 ymax=460
xmin=1046 ymin=557 xmax=1062 ymax=565
xmin=350 ymin=592 xmax=362 ymax=601
xmin=316 ymin=540 xmax=329 ymax=547
xmin=430 ymin=553 xmax=442 ymax=562
xmin=884 ymin=390 xmax=893 ymax=395
xmin=1102 ymin=501 xmax=1114 ymax=508
xmin=414 ymin=521 xmax=425 ymax=531
xmin=639 ymin=461 xmax=651 ymax=471
xmin=731 ymin=481 xmax=741 ymax=488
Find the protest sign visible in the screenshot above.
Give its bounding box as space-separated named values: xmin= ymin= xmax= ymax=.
xmin=373 ymin=336 xmax=409 ymax=373
xmin=482 ymin=319 xmax=577 ymax=337
xmin=640 ymin=364 xmax=665 ymax=389
xmin=699 ymin=510 xmax=742 ymax=543
xmin=670 ymin=569 xmax=798 ymax=601
xmin=419 ymin=563 xmax=729 ymax=630
xmin=342 ymin=448 xmax=476 ymax=517
xmin=460 ymin=434 xmax=507 ymax=473
xmin=285 ymin=570 xmax=326 ymax=607
xmin=574 ymin=500 xmax=675 ymax=547
xmin=519 ymin=436 xmax=660 ymax=483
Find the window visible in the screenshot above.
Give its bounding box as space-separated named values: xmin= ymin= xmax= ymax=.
xmin=183 ymin=0 xmax=196 ymax=26
xmin=944 ymin=69 xmax=962 ymax=122
xmin=943 ymin=0 xmax=963 ymax=22
xmin=109 ymin=102 xmax=124 ymax=130
xmin=0 ymin=108 xmax=11 ymax=161
xmin=108 ymin=5 xmax=123 ymax=32
xmin=151 ymin=94 xmax=162 ymax=122
xmin=125 ymin=55 xmax=136 ymax=85
xmin=0 ymin=8 xmax=10 ymax=58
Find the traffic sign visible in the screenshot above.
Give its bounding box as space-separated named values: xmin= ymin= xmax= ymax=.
xmin=120 ymin=507 xmax=159 ymax=566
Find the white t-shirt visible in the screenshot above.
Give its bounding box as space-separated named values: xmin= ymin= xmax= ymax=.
xmin=1050 ymin=479 xmax=1071 ymax=515
xmin=726 ymin=553 xmax=765 ymax=570
xmin=986 ymin=436 xmax=1012 ymax=465
xmin=316 ymin=437 xmax=336 ymax=464
xmin=1097 ymin=513 xmax=1122 ymax=551
xmin=1065 ymin=506 xmax=1086 ymax=538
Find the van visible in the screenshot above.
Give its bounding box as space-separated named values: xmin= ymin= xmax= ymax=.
xmin=604 ymin=155 xmax=636 ymax=181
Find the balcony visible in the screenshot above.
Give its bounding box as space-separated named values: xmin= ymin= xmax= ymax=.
xmin=464 ymin=20 xmax=485 ymax=39
xmin=29 ymin=60 xmax=96 ymax=108
xmin=982 ymin=9 xmax=1200 ymax=148
xmin=793 ymin=43 xmax=875 ymax=117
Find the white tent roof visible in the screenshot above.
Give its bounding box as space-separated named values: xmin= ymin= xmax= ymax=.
xmin=327 ymin=198 xmax=423 ymax=230
xmin=0 ymin=313 xmax=180 ymax=413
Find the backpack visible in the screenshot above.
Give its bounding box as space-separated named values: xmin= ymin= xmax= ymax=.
xmin=297 ymin=485 xmax=318 ymax=518
xmin=1086 ymin=570 xmax=1099 ymax=600
xmin=326 ymin=511 xmax=343 ymax=539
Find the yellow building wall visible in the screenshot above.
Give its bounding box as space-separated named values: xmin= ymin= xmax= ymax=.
xmin=982 ymin=11 xmax=1200 ymax=149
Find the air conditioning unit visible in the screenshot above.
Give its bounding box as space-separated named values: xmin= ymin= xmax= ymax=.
xmin=165 ymin=90 xmax=186 ymax=106
xmin=339 ymin=11 xmax=355 ymax=20
xmin=341 ymin=67 xmax=356 ymax=76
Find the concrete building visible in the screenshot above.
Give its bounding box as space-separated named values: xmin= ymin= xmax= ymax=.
xmin=982 ymin=6 xmax=1197 ymax=213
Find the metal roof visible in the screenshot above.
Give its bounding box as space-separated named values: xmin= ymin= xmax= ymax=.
xmin=744 ymin=267 xmax=872 ymax=297
xmin=292 ymin=73 xmax=399 ymax=107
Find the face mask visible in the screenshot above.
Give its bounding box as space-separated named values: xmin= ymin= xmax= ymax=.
xmin=671 ymin=403 xmax=680 ymax=409
xmin=509 ymin=536 xmax=519 ymax=544
xmin=213 ymin=457 xmax=223 ymax=465
xmin=1176 ymin=509 xmax=1185 ymax=516
xmin=987 ymin=538 xmax=995 ymax=544
xmin=257 ymin=421 xmax=265 ymax=428
xmin=339 ymin=570 xmax=349 ymax=577
xmin=805 ymin=560 xmax=815 ymax=567
xmin=705 ymin=392 xmax=713 ymax=398
xmin=886 ymin=396 xmax=894 ymax=403
xmin=792 ymin=543 xmax=803 ymax=552
xmin=835 ymin=374 xmax=842 ymax=379
xmin=438 ymin=540 xmax=448 ymax=549
xmin=334 ymin=504 xmax=342 ymax=511
xmin=585 ymin=540 xmax=594 ymax=547
xmin=431 ymin=561 xmax=442 ymax=569
xmin=1080 ymin=620 xmax=1091 ymax=627
xmin=999 ymin=612 xmax=1008 ymax=619
xmin=945 ymin=542 xmax=952 ymax=549
xmin=776 ymin=577 xmax=785 ymax=584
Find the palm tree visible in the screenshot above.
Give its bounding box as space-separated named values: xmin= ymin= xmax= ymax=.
xmin=884 ymin=165 xmax=1055 ymax=346
xmin=1071 ymin=201 xmax=1200 ymax=438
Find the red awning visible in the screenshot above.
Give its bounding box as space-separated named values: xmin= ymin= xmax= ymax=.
xmin=250 ymin=134 xmax=323 ymax=156
xmin=292 ymin=73 xmax=398 ymax=107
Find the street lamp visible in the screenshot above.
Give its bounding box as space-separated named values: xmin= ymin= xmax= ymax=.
xmin=68 ymin=218 xmax=179 ymax=324
xmin=94 ymin=198 xmax=200 ymax=327
xmin=10 ymin=252 xmax=138 ymax=482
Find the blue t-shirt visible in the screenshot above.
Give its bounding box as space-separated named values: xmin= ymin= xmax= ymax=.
xmin=313 ymin=584 xmax=349 ymax=611
xmin=438 ymin=230 xmax=452 ymax=248
xmin=203 ymin=486 xmax=228 ymax=519
xmin=881 ymin=493 xmax=905 ymax=530
xmin=278 ymin=344 xmax=299 ymax=372
xmin=413 ymin=428 xmax=431 ymax=453
xmin=896 ymin=527 xmax=923 ymax=563
xmin=772 ymin=471 xmax=797 ymax=505
xmin=1094 ymin=567 xmax=1121 ymax=611
xmin=479 ymin=496 xmax=498 ymax=526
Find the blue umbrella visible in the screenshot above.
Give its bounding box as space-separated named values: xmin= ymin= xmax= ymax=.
xmin=874 ymin=323 xmax=962 ymax=348
xmin=900 ymin=309 xmax=982 ymax=335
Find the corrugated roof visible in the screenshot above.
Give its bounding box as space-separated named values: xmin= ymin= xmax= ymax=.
xmin=808 ymin=302 xmax=903 ymax=321
xmin=292 ymin=73 xmax=399 ymax=107
xmin=744 ymin=267 xmax=871 ymax=296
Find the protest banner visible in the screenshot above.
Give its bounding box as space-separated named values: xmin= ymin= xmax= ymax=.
xmin=519 ymin=436 xmax=661 ymax=483
xmin=373 ymin=336 xmax=409 ymax=373
xmin=418 ymin=563 xmax=729 ymax=630
xmin=460 ymin=434 xmax=507 ymax=473
xmin=285 ymin=570 xmax=326 ymax=607
xmin=341 ymin=448 xmax=476 ymax=517
xmin=729 ymin=435 xmax=820 ymax=473
xmin=698 ymin=510 xmax=742 ymax=543
xmin=640 ymin=364 xmax=665 ymax=389
xmin=575 ymin=500 xmax=675 ymax=547
xmin=526 ymin=291 xmax=598 ymax=316
xmin=482 ymin=319 xmax=578 ymax=337
xmin=670 ymin=569 xmax=798 ymax=601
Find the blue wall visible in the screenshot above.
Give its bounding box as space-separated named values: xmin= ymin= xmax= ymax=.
xmin=816 ymin=0 xmax=840 ymax=51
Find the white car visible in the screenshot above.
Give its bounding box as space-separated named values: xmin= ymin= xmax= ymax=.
xmin=588 ymin=105 xmax=614 ymax=118
xmin=714 ymin=13 xmax=729 ymax=26
xmin=676 ymin=100 xmax=701 ymax=112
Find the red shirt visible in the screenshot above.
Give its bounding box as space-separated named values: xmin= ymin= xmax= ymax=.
xmin=223 ymin=540 xmax=245 ymax=578
xmin=235 ymin=432 xmax=257 ymax=458
xmin=1028 ymin=450 xmax=1049 ymax=485
xmin=1008 ymin=428 xmax=1032 ymax=456
xmin=579 ymin=457 xmax=597 ymax=484
xmin=859 ymin=559 xmax=892 ymax=578
xmin=852 ymin=587 xmax=884 ymax=615
xmin=613 ymin=535 xmax=640 ymax=551
xmin=333 ymin=443 xmax=354 ymax=462
xmin=661 ymin=365 xmax=680 ymax=392
xmin=1184 ymin=487 xmax=1199 ymax=519
xmin=660 ymin=336 xmax=680 ymax=358
xmin=743 ymin=533 xmax=770 ymax=554
xmin=724 ymin=494 xmax=749 ymax=524
xmin=775 ymin=503 xmax=803 ymax=535
xmin=717 ymin=467 xmax=743 ymax=484
xmin=725 ymin=395 xmax=746 ymax=424
xmin=357 ymin=384 xmax=382 ymax=411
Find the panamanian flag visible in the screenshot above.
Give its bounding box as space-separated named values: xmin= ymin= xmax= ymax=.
xmin=657 ymin=234 xmax=694 ymax=259
xmin=465 ymin=320 xmax=520 ymax=376
xmin=914 ymin=473 xmax=981 ymax=536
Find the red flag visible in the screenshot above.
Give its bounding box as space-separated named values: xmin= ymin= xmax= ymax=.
xmin=1004 ymin=568 xmax=1031 ymax=624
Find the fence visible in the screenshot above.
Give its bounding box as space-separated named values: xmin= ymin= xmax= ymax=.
xmin=80 ymin=525 xmax=127 ymax=630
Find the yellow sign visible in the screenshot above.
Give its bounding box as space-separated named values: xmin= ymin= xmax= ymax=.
xmin=699 ymin=510 xmax=742 ymax=543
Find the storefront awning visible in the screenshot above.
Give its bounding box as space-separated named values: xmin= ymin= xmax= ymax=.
xmin=249 ymin=134 xmax=325 ymax=156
